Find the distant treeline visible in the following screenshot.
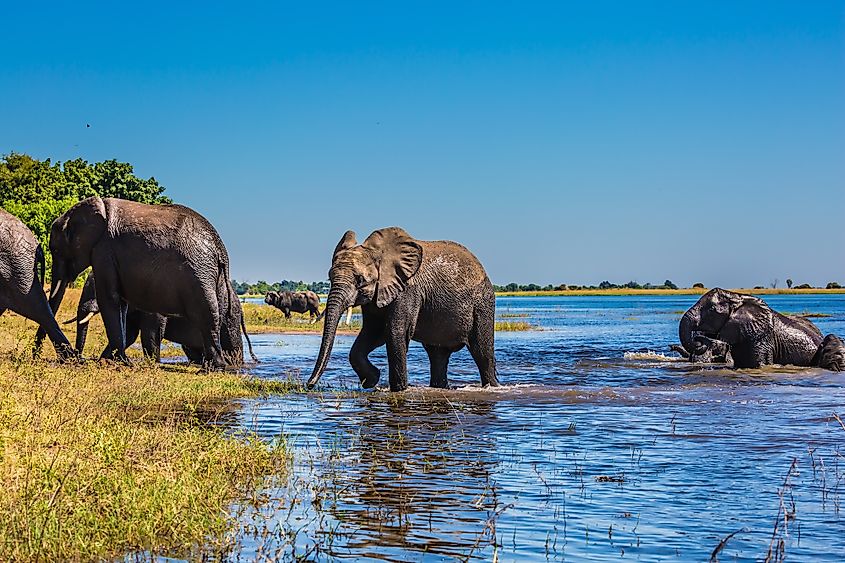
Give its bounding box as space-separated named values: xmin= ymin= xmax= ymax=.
xmin=234 ymin=278 xmax=844 ymax=295
xmin=494 ymin=280 xmax=681 ymax=291
xmin=233 ymin=280 xmax=331 ymax=295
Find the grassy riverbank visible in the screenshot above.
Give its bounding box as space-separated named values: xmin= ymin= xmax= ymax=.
xmin=0 ymin=297 xmax=293 ymax=560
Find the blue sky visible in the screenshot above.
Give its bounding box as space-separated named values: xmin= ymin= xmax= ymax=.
xmin=3 ymin=1 xmax=843 ymax=287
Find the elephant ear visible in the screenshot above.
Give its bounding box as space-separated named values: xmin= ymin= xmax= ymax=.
xmin=63 ymin=197 xmax=107 ymax=276
xmin=333 ymin=230 xmax=358 ymax=260
xmin=363 ymin=227 xmax=423 ymax=308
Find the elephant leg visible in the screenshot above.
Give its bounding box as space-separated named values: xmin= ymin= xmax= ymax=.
xmin=468 ymin=309 xmax=499 ymax=387
xmin=139 ymin=313 xmax=165 ymax=362
xmin=15 ymin=287 xmax=75 ymax=360
xmin=385 ymin=326 xmax=411 ymax=392
xmin=99 ymin=301 xmax=129 ymax=363
xmin=284 ymin=309 xmax=291 ymax=319
xmin=424 ymin=344 xmax=451 ymax=389
xmin=349 ymin=322 xmax=385 ymax=388
xmin=182 ymin=345 xmax=205 ymax=365
xmin=190 ymin=293 xmax=224 ymax=370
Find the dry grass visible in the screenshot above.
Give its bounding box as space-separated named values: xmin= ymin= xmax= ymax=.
xmin=0 ymin=291 xmax=293 ymax=561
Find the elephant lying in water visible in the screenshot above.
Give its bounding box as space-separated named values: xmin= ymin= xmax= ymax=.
xmin=264 ymin=290 xmax=321 ymax=320
xmin=0 ymin=209 xmax=75 ymax=360
xmin=678 ymin=288 xmax=844 ymax=371
xmin=308 ymin=227 xmax=499 ymax=391
xmin=67 ymin=273 xmax=256 ymax=363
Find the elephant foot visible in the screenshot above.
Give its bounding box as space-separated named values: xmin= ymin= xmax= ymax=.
xmin=360 ymin=372 xmax=380 ymax=389
xmin=55 ymin=343 xmax=82 ymax=363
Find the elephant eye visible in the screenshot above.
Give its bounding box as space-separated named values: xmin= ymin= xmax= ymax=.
xmin=354 ymin=274 xmax=364 ymax=286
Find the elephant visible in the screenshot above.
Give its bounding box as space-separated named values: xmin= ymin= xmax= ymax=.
xmin=669 ymin=336 xmax=732 ymax=363
xmin=36 ymin=196 xmax=245 ymax=368
xmin=0 ymin=208 xmax=75 ymax=360
xmin=679 ymin=288 xmax=844 ymax=370
xmin=308 ymin=227 xmax=500 ymax=392
xmin=264 ymin=290 xmax=321 ymax=320
xmin=66 ymin=273 xmax=256 ymax=363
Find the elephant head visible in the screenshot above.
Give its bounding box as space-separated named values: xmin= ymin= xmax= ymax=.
xmin=46 ymin=197 xmax=107 ymax=318
xmin=679 ymin=288 xmax=748 ymax=355
xmin=308 ymin=228 xmax=422 ymax=388
xmin=264 ymin=291 xmax=279 ymax=306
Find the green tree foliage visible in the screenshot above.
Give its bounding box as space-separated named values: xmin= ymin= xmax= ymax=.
xmin=0 ymin=153 xmax=170 ymax=257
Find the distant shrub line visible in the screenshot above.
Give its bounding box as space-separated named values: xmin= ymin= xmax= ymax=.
xmin=234 ymin=279 xmax=843 ymax=294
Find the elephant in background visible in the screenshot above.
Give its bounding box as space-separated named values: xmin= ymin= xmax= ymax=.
xmin=679 ymin=288 xmax=844 ymax=371
xmin=66 ymin=273 xmax=255 ymax=363
xmin=36 ymin=196 xmax=245 ymax=368
xmin=265 ymin=290 xmax=321 ymax=320
xmin=0 ymin=209 xmax=75 ymax=360
xmin=308 ymin=227 xmax=500 ymax=392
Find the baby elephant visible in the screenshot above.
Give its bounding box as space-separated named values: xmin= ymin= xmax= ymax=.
xmin=308 ymin=227 xmax=499 ymax=392
xmin=264 ymin=290 xmax=321 ymax=321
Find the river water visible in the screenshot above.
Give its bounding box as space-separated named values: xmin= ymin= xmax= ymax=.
xmin=223 ymin=294 xmax=845 ymax=561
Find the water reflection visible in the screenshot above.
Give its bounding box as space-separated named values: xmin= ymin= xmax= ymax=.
xmin=215 ymin=295 xmax=845 ymax=561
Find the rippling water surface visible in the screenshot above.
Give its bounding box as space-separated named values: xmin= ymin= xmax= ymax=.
xmin=226 ymin=294 xmax=845 ymax=561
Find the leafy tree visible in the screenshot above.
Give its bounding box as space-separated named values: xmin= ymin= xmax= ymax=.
xmin=827 ymin=282 xmax=842 ymax=289
xmin=692 ymin=282 xmax=705 ymax=289
xmin=786 ymin=278 xmax=793 ymax=289
xmin=1 ymin=153 xmax=171 ymax=273
xmin=664 ymin=279 xmax=678 ymax=290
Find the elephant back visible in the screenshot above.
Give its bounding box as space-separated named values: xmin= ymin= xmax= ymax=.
xmin=0 ymin=208 xmax=38 ymax=294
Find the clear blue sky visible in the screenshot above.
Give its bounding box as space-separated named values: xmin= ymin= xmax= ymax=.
xmin=3 ymin=1 xmax=843 ymax=288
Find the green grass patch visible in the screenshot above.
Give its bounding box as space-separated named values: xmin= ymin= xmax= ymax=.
xmin=498 ymin=312 xmax=530 ymax=318
xmin=494 ymin=321 xmax=537 ymax=331
xmin=241 ymin=302 xmax=361 ymax=334
xmin=784 ymin=311 xmax=834 ymax=318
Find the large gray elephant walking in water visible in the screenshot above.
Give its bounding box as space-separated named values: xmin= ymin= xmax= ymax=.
xmin=36 ymin=196 xmax=245 ymax=368
xmin=308 ymin=227 xmax=500 ymax=391
xmin=678 ymin=288 xmax=844 ymax=370
xmin=0 ymin=209 xmax=75 ymax=359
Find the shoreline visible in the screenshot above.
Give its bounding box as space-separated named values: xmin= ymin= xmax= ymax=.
xmin=241 ymin=288 xmax=845 ymax=300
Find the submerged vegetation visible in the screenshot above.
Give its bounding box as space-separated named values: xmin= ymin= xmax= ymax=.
xmin=0 ymin=298 xmax=291 ymax=561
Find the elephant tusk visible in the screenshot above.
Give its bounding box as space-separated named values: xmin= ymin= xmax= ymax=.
xmin=62 ymin=316 xmax=77 ymax=325
xmin=49 ymin=279 xmax=66 ymax=300
xmin=77 ymin=312 xmax=95 ymax=325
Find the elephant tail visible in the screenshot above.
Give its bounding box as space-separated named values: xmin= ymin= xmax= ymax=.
xmin=814 ymin=334 xmax=845 ymax=372
xmin=240 ymin=312 xmax=258 ymax=363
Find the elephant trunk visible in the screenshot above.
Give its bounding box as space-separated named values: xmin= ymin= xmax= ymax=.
xmin=679 ymin=305 xmax=701 ymax=354
xmin=74 ymin=312 xmax=95 ymax=354
xmin=307 ymin=287 xmax=352 ymax=388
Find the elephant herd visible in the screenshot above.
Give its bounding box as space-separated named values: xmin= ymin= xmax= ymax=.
xmin=0 ymin=198 xmax=843 ymax=388
xmin=1 ymin=197 xmax=250 ymax=369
